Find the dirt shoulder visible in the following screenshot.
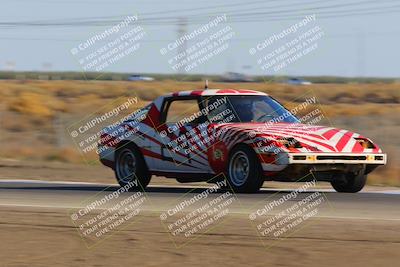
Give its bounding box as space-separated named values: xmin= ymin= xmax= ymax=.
xmin=0 ymin=206 xmax=399 ymax=267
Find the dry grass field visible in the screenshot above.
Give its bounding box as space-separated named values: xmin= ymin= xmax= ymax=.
xmin=0 ymin=79 xmax=398 ymax=186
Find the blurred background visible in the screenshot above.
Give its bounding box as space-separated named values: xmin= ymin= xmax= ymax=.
xmin=0 ymin=0 xmax=399 ymax=185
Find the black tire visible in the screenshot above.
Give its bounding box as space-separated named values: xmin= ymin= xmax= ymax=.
xmin=114 ymin=143 xmax=151 ymax=190
xmin=331 ymin=172 xmax=367 ymax=193
xmin=226 ymin=145 xmax=264 ymax=193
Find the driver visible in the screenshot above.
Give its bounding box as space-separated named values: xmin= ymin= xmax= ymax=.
xmin=235 ymin=102 xmax=254 ymax=122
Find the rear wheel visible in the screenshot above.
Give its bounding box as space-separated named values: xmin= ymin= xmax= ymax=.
xmin=331 ymin=172 xmax=367 ymax=193
xmin=115 ymin=143 xmax=151 ymax=190
xmin=227 ymin=145 xmax=264 ymax=193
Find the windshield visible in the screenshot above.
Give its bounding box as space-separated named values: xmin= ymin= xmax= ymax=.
xmin=202 ymin=95 xmax=300 ymax=124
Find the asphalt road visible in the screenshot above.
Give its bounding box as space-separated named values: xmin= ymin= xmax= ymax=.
xmin=1 ymin=179 xmax=400 ymax=267
xmin=0 ymin=180 xmax=399 ymax=221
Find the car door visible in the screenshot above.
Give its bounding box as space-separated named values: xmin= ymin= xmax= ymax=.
xmin=150 ymin=96 xmax=213 ymax=174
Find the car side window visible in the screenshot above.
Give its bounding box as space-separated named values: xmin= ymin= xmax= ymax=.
xmin=165 ymin=99 xmax=202 ymax=124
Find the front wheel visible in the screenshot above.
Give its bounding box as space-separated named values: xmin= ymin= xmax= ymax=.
xmin=331 ymin=172 xmax=367 ymax=193
xmin=114 ymin=144 xmax=151 ymax=190
xmin=227 ymin=145 xmax=264 ymax=193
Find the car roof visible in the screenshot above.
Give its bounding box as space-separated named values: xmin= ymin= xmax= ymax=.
xmin=166 ymin=89 xmax=268 ymax=97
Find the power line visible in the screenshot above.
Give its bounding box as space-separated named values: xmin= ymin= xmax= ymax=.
xmin=0 ymin=31 xmax=399 ymax=42
xmin=0 ymin=0 xmax=287 ymax=25
xmin=1 ymin=0 xmax=399 ymax=27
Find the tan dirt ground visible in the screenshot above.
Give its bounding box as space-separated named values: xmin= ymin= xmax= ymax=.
xmin=0 ymin=207 xmax=399 ymax=267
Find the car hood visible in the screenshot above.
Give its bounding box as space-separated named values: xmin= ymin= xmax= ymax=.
xmin=215 ymin=122 xmax=381 ymax=153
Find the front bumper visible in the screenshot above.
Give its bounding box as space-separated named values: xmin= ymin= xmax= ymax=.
xmin=286 ymin=153 xmax=386 ymax=165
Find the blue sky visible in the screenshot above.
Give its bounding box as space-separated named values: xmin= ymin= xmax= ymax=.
xmin=0 ymin=0 xmax=399 ymax=77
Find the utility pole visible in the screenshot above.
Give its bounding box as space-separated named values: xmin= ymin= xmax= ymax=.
xmin=177 ymin=17 xmax=188 ymax=74
xmin=356 ymin=31 xmax=366 ymax=77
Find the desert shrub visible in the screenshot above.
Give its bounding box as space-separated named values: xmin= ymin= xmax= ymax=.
xmin=9 ymin=92 xmax=54 ymax=117
xmin=8 ymin=91 xmax=67 ymax=118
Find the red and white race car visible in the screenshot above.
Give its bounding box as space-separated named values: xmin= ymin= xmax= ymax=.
xmin=98 ymin=89 xmax=386 ymax=193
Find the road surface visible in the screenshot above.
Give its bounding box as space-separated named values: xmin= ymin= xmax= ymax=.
xmin=0 ymin=179 xmax=399 ymax=267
